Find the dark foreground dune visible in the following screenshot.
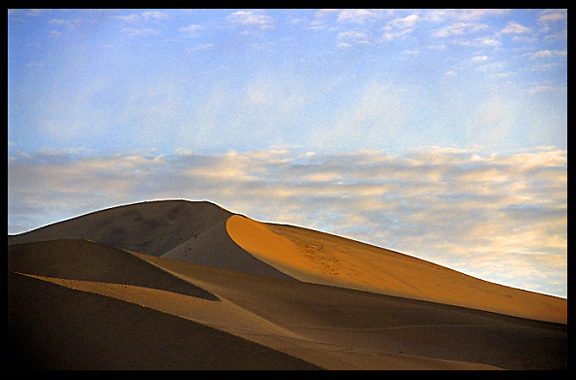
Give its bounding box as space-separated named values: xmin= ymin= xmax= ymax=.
xmin=7 ymin=200 xmax=568 ymax=370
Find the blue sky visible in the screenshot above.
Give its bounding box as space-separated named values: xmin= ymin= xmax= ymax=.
xmin=8 ymin=9 xmax=567 ymax=154
xmin=8 ymin=9 xmax=567 ymax=297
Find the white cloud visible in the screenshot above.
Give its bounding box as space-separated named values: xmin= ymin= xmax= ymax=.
xmin=314 ymin=9 xmax=340 ymax=18
xmin=116 ymin=11 xmax=169 ymax=23
xmin=477 ymin=37 xmax=502 ymax=47
xmin=337 ymin=30 xmax=370 ymax=46
xmin=338 ymin=30 xmax=369 ymax=40
xmin=49 ymin=18 xmax=84 ymax=28
xmin=434 ymin=22 xmax=490 ymax=37
xmin=425 ymin=9 xmax=510 ymax=22
xmin=8 ymin=147 xmax=566 ymax=296
xmin=471 ymin=55 xmax=488 ymax=62
xmin=501 ymin=21 xmax=532 ymax=34
xmin=141 ymin=11 xmax=169 ymax=20
xmin=336 ymin=9 xmax=382 ymax=24
xmin=530 ymin=49 xmax=567 ymax=59
xmin=381 ymin=13 xmax=419 ymax=42
xmin=226 ymin=10 xmax=274 ymax=29
xmin=116 ymin=14 xmax=141 ymax=23
xmin=538 ymin=9 xmax=567 ymax=23
xmin=385 ymin=14 xmax=419 ymax=30
xmin=529 ymin=85 xmax=567 ymax=94
xmin=120 ymin=27 xmax=160 ymax=37
xmin=179 ymin=24 xmax=203 ymax=36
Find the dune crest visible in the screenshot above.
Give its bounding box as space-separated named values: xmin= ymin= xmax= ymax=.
xmin=227 ymin=215 xmax=567 ymax=324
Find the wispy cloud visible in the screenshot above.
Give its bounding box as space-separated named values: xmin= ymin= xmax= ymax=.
xmin=179 ymin=24 xmax=202 ymax=33
xmin=120 ymin=27 xmax=160 ymax=37
xmin=425 ymin=9 xmax=510 ymax=22
xmin=538 ymin=9 xmax=567 ymax=23
xmin=116 ymin=10 xmax=169 ymax=23
xmin=337 ymin=30 xmax=370 ymax=47
xmin=381 ymin=13 xmax=419 ymax=42
xmin=226 ymin=10 xmax=275 ymax=29
xmin=471 ymin=55 xmax=488 ymax=62
xmin=501 ymin=21 xmax=532 ymax=34
xmin=141 ymin=11 xmax=169 ymax=21
xmin=8 ymin=146 xmax=567 ymax=296
xmin=336 ymin=9 xmax=383 ymax=24
xmin=530 ymin=49 xmax=567 ymax=59
xmin=434 ymin=22 xmax=490 ymax=37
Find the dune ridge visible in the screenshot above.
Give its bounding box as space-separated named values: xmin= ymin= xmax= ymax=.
xmin=8 ymin=200 xmax=233 ymax=256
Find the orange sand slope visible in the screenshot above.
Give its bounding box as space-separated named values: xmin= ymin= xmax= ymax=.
xmin=7 ymin=200 xmax=567 ymax=369
xmin=8 ymin=240 xmax=566 ymax=370
xmin=226 ymin=215 xmax=567 ymax=324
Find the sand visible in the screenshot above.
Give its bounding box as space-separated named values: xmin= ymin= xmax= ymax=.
xmin=7 ymin=200 xmax=568 ymax=370
xmin=226 ymin=215 xmax=567 ymax=324
xmin=8 ymin=200 xmax=234 ymax=256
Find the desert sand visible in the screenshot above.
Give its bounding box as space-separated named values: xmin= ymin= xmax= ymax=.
xmin=7 ymin=200 xmax=567 ymax=370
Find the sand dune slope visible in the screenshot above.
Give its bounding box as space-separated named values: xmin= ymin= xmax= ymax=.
xmin=226 ymin=215 xmax=567 ymax=324
xmin=7 ymin=271 xmax=319 ymax=370
xmin=8 ymin=239 xmax=567 ymax=370
xmin=162 ymin=218 xmax=291 ymax=280
xmin=8 ymin=200 xmax=232 ymax=256
xmin=8 ymin=239 xmax=217 ymax=300
xmin=140 ymin=252 xmax=567 ymax=370
xmin=8 ymin=200 xmax=290 ymax=279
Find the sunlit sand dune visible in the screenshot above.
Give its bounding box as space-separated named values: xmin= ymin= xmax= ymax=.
xmin=7 ymin=200 xmax=567 ymax=370
xmin=226 ymin=215 xmax=567 ymax=324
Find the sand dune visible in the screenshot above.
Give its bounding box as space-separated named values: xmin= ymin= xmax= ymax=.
xmin=7 ymin=200 xmax=568 ymax=370
xmin=227 ymin=215 xmax=567 ymax=324
xmin=8 ymin=271 xmax=318 ymax=370
xmin=8 ymin=200 xmax=233 ymax=256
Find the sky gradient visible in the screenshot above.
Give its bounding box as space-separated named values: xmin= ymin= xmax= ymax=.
xmin=8 ymin=9 xmax=567 ymax=297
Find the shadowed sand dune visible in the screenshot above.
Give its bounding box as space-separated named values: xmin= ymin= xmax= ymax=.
xmin=8 ymin=200 xmax=290 ymax=279
xmin=8 ymin=200 xmax=233 ymax=256
xmin=7 ymin=271 xmax=320 ymax=370
xmin=7 ymin=199 xmax=568 ymax=370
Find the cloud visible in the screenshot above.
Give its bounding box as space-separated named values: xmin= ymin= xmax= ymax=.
xmin=530 ymin=49 xmax=567 ymax=59
xmin=116 ymin=11 xmax=169 ymax=23
xmin=141 ymin=11 xmax=169 ymax=21
xmin=434 ymin=22 xmax=490 ymax=37
xmin=8 ymin=147 xmax=567 ymax=296
xmin=538 ymin=9 xmax=567 ymax=23
xmin=179 ymin=24 xmax=203 ymax=36
xmin=337 ymin=30 xmax=370 ymax=47
xmin=477 ymin=37 xmax=502 ymax=47
xmin=425 ymin=9 xmax=510 ymax=22
xmin=381 ymin=13 xmax=419 ymax=42
xmin=116 ymin=14 xmax=141 ymax=23
xmin=384 ymin=14 xmax=419 ymax=29
xmin=120 ymin=27 xmax=160 ymax=37
xmin=501 ymin=21 xmax=532 ymax=34
xmin=226 ymin=10 xmax=274 ymax=29
xmin=336 ymin=9 xmax=382 ymax=24
xmin=529 ymin=85 xmax=566 ymax=94
xmin=471 ymin=55 xmax=488 ymax=62
xmin=48 ymin=18 xmax=85 ymax=28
